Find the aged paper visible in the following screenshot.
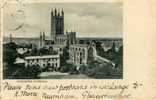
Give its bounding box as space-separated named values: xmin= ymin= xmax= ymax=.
xmin=1 ymin=0 xmax=156 ymax=100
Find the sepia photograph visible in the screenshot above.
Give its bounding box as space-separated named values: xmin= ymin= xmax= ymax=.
xmin=3 ymin=2 xmax=123 ymax=79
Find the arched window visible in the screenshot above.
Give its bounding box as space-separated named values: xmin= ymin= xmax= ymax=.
xmin=80 ymin=52 xmax=83 ymax=64
xmin=82 ymin=49 xmax=85 ymax=58
xmin=88 ymin=46 xmax=94 ymax=59
xmin=60 ymin=48 xmax=62 ymax=51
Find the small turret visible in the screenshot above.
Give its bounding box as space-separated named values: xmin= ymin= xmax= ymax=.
xmin=43 ymin=31 xmax=45 ymax=40
xmin=54 ymin=8 xmax=57 ymax=16
xmin=39 ymin=31 xmax=43 ymax=48
xmin=61 ymin=9 xmax=64 ymax=16
xmin=51 ymin=9 xmax=54 ymax=16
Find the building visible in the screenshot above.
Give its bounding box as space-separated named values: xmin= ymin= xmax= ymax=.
xmin=66 ymin=31 xmax=77 ymax=46
xmin=25 ymin=55 xmax=60 ymax=69
xmin=39 ymin=9 xmax=68 ymax=55
xmin=51 ymin=9 xmax=64 ymax=41
xmin=37 ymin=8 xmax=123 ymax=67
xmin=69 ymin=44 xmax=88 ymax=65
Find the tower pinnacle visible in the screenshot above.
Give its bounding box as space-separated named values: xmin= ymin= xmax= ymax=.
xmin=61 ymin=9 xmax=64 ymax=16
xmin=51 ymin=9 xmax=54 ymax=16
xmin=55 ymin=8 xmax=57 ymax=15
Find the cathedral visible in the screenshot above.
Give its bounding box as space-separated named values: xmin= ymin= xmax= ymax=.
xmin=38 ymin=9 xmax=89 ymax=66
xmin=38 ymin=9 xmax=121 ymax=66
xmin=39 ymin=9 xmax=77 ymax=55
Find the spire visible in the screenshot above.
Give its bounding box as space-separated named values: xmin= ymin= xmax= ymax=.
xmin=51 ymin=9 xmax=53 ymax=16
xmin=10 ymin=33 xmax=12 ymax=43
xmin=61 ymin=9 xmax=64 ymax=16
xmin=43 ymin=31 xmax=45 ymax=39
xmin=39 ymin=31 xmax=43 ymax=48
xmin=55 ymin=8 xmax=57 ymax=16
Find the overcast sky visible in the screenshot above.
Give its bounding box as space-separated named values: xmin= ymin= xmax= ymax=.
xmin=3 ymin=2 xmax=122 ymax=38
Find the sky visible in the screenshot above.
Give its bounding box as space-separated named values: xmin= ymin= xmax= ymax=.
xmin=3 ymin=2 xmax=122 ymax=38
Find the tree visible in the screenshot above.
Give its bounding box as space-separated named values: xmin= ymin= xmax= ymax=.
xmin=3 ymin=42 xmax=18 ymax=79
xmin=69 ymin=64 xmax=78 ymax=74
xmin=79 ymin=64 xmax=87 ymax=74
xmin=85 ymin=59 xmax=114 ymax=79
xmin=25 ymin=64 xmax=42 ymax=79
xmin=59 ymin=65 xmax=70 ymax=73
xmin=3 ymin=42 xmax=18 ymax=65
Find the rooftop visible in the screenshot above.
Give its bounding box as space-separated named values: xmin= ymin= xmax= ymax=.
xmin=25 ymin=55 xmax=60 ymax=60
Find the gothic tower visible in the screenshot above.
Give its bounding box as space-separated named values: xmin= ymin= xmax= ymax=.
xmin=51 ymin=8 xmax=64 ymax=42
xmin=39 ymin=31 xmax=46 ymax=48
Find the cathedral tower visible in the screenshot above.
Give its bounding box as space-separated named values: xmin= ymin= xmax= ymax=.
xmin=51 ymin=8 xmax=64 ymax=42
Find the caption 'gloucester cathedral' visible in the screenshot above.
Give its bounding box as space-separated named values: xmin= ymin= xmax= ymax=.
xmin=24 ymin=9 xmax=122 ymax=70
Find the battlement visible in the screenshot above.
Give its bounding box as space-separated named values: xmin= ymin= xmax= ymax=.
xmin=51 ymin=8 xmax=64 ymax=41
xmin=51 ymin=8 xmax=64 ymax=18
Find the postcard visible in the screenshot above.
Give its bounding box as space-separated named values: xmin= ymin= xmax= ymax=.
xmin=1 ymin=0 xmax=156 ymax=100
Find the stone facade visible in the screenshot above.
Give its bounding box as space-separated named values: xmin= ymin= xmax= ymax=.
xmin=55 ymin=34 xmax=67 ymax=46
xmin=66 ymin=31 xmax=77 ymax=46
xmin=52 ymin=44 xmax=65 ymax=55
xmin=69 ymin=44 xmax=88 ymax=65
xmin=51 ymin=9 xmax=64 ymax=41
xmin=25 ymin=55 xmax=60 ymax=68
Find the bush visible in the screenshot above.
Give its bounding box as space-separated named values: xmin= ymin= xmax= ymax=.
xmin=59 ymin=63 xmax=79 ymax=74
xmin=79 ymin=65 xmax=88 ymax=74
xmin=25 ymin=64 xmax=42 ymax=79
xmin=69 ymin=65 xmax=79 ymax=74
xmin=84 ymin=60 xmax=113 ymax=78
xmin=3 ymin=42 xmax=18 ymax=79
xmin=59 ymin=65 xmax=70 ymax=73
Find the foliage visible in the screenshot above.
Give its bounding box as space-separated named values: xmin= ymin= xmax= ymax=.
xmin=59 ymin=64 xmax=70 ymax=73
xmin=69 ymin=65 xmax=78 ymax=74
xmin=3 ymin=42 xmax=19 ymax=79
xmin=3 ymin=42 xmax=42 ymax=79
xmin=96 ymin=42 xmax=123 ymax=68
xmin=3 ymin=42 xmax=18 ymax=65
xmin=79 ymin=64 xmax=88 ymax=74
xmin=13 ymin=64 xmax=42 ymax=79
xmin=42 ymin=63 xmax=55 ymax=72
xmin=59 ymin=63 xmax=78 ymax=74
xmin=84 ymin=60 xmax=113 ymax=78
